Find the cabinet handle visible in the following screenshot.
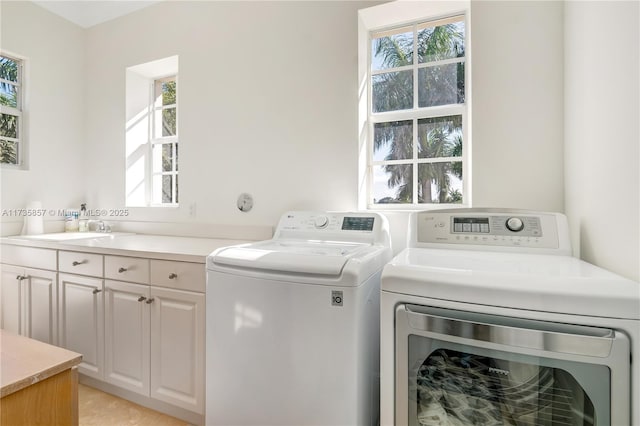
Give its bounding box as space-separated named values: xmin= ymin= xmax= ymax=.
xmin=168 ymin=273 xmax=178 ymax=279
xmin=138 ymin=296 xmax=147 ymax=302
xmin=118 ymin=267 xmax=128 ymax=273
xmin=72 ymin=260 xmax=86 ymax=266
xmin=92 ymin=288 xmax=102 ymax=294
xmin=16 ymin=275 xmax=28 ymax=281
xmin=145 ymin=298 xmax=155 ymax=304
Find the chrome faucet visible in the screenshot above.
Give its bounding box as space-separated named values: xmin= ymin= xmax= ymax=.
xmin=89 ymin=220 xmax=112 ymax=233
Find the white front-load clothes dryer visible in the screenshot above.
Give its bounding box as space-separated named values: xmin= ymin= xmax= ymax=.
xmin=380 ymin=208 xmax=640 ymax=426
xmin=206 ymin=211 xmax=392 ymax=426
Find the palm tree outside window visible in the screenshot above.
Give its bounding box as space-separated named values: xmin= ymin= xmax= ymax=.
xmin=369 ymin=15 xmax=466 ymax=205
xmin=0 ymin=54 xmax=23 ymax=167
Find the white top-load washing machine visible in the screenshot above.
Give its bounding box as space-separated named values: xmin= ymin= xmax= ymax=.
xmin=206 ymin=211 xmax=391 ymax=426
xmin=381 ymin=208 xmax=639 ymax=426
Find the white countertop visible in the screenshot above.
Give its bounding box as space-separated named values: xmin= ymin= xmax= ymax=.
xmin=1 ymin=233 xmax=250 ymax=263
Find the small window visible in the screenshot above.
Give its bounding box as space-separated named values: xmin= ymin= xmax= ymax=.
xmin=0 ymin=54 xmax=23 ymax=167
xmin=368 ymin=15 xmax=467 ymax=206
xmin=125 ymin=55 xmax=178 ymax=207
xmin=151 ymin=77 xmax=178 ymax=205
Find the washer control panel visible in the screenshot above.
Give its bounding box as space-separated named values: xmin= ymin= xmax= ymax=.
xmin=414 ymin=209 xmax=568 ymax=252
xmin=273 ymin=211 xmax=390 ymax=246
xmin=279 ymin=213 xmax=375 ymax=232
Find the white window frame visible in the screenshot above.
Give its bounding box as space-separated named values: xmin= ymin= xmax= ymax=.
xmin=0 ymin=52 xmax=25 ymax=168
xmin=149 ymin=75 xmax=178 ymax=206
xmin=358 ymin=1 xmax=471 ymax=210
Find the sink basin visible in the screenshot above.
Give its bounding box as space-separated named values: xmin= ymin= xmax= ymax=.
xmin=10 ymin=232 xmax=123 ymax=241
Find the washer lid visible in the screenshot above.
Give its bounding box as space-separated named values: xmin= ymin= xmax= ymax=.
xmin=210 ymin=239 xmax=368 ymax=276
xmin=382 ymin=248 xmax=640 ymax=320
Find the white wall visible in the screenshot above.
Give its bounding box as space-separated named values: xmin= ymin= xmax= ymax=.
xmin=0 ymin=1 xmax=86 ymax=234
xmin=471 ymin=1 xmax=564 ymax=211
xmin=83 ymin=1 xmax=372 ymax=231
xmin=83 ymin=0 xmax=565 ymax=248
xmin=564 ymin=1 xmax=640 ymax=281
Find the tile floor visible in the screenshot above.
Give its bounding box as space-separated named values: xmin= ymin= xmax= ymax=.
xmin=79 ymin=384 xmax=189 ymax=426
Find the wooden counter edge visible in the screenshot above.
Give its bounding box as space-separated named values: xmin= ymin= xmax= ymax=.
xmin=1 ymin=354 xmax=83 ymax=398
xmin=1 ymin=331 xmax=83 ymax=399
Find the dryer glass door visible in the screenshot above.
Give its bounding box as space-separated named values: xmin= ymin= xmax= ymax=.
xmin=395 ymin=305 xmax=631 ymax=426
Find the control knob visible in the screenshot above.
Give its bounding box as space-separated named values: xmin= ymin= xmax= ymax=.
xmin=314 ymin=216 xmax=329 ymax=229
xmin=505 ymin=217 xmax=524 ymax=232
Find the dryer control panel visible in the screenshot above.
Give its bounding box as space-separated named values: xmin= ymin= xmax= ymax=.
xmin=412 ymin=208 xmax=571 ymax=254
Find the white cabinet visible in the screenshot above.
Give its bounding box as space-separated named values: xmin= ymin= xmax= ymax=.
xmin=58 ymin=273 xmax=104 ymax=380
xmin=0 ymin=264 xmax=22 ymax=335
xmin=0 ymin=264 xmax=57 ymax=345
xmin=103 ymin=260 xmax=206 ymax=415
xmin=2 ymin=242 xmax=206 ymax=421
xmin=150 ymin=286 xmax=205 ymax=414
xmin=104 ymin=280 xmax=150 ymax=395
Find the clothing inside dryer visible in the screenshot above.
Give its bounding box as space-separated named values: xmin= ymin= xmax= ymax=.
xmin=412 ymin=348 xmax=600 ymax=426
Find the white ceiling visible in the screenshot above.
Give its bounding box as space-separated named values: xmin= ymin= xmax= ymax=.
xmin=32 ymin=0 xmax=161 ymax=28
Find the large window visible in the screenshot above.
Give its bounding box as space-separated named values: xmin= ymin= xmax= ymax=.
xmin=367 ymin=15 xmax=467 ymax=206
xmin=0 ymin=54 xmax=23 ymax=167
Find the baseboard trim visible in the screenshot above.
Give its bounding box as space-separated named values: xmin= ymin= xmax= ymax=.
xmin=79 ymin=375 xmax=204 ymax=425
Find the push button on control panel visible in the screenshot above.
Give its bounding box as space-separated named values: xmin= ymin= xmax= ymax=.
xmin=453 ymin=217 xmax=490 ymax=234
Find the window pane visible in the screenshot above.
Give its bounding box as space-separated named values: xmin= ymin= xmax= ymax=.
xmin=162 ymin=175 xmax=173 ymax=204
xmin=373 ymin=164 xmax=413 ymax=204
xmin=175 ymin=143 xmax=179 ymax=171
xmin=0 ymin=113 xmax=18 ymax=138
xmin=374 ymin=120 xmax=413 ymax=161
xmin=418 ymin=62 xmax=465 ymax=107
xmin=372 ymin=71 xmax=413 ymax=113
xmin=0 ymin=56 xmax=18 ymax=83
xmin=175 ymin=174 xmax=179 ymax=203
xmin=418 ymin=162 xmax=462 ymax=204
xmin=162 ymin=107 xmax=176 ymax=136
xmin=0 ymin=139 xmax=18 ymax=164
xmin=418 ymin=115 xmax=462 ymax=159
xmin=371 ymin=26 xmax=413 ymax=71
xmin=0 ymin=83 xmax=17 ymax=108
xmin=162 ymin=144 xmax=173 ymax=172
xmin=417 ymin=19 xmax=465 ymax=63
xmin=162 ymin=80 xmax=176 ymax=106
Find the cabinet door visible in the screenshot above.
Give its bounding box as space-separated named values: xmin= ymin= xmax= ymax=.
xmin=58 ymin=273 xmax=104 ymax=380
xmin=104 ymin=280 xmax=150 ymax=395
xmin=150 ymin=287 xmax=205 ymax=414
xmin=24 ymin=268 xmax=57 ymax=345
xmin=0 ymin=264 xmax=24 ymax=335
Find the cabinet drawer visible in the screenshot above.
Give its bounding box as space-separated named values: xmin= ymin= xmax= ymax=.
xmin=105 ymin=256 xmax=149 ymax=284
xmin=59 ymin=251 xmax=103 ymax=276
xmin=1 ymin=245 xmax=57 ymax=270
xmin=151 ymin=260 xmax=205 ymax=292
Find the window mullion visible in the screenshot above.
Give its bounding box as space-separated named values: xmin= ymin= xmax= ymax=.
xmin=372 ymin=158 xmax=415 ymax=166
xmin=370 ymin=104 xmax=465 ymax=123
xmin=412 ymin=24 xmax=419 ymax=204
xmin=418 ymin=57 xmax=465 ymax=69
xmin=371 ymin=64 xmax=414 ymax=76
